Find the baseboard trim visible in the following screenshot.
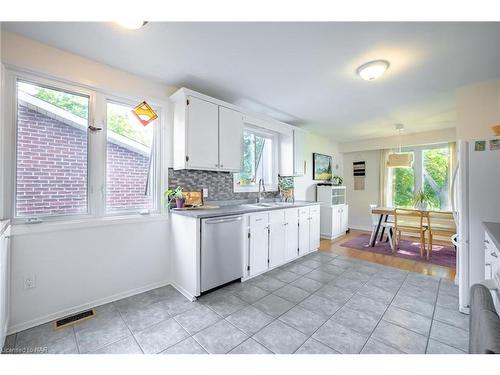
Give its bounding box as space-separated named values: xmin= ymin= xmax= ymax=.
xmin=347 ymin=225 xmax=372 ymax=232
xmin=170 ymin=282 xmax=197 ymax=302
xmin=7 ymin=279 xmax=170 ymax=335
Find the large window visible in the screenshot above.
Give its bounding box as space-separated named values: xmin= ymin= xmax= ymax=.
xmin=233 ymin=128 xmax=278 ymax=192
xmin=15 ymin=81 xmax=90 ymax=218
xmin=390 ymin=145 xmax=451 ymax=210
xmin=106 ymin=102 xmax=156 ymax=212
xmin=12 ymin=73 xmax=163 ymax=222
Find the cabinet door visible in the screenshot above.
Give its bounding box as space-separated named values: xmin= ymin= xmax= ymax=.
xmin=341 ymin=205 xmax=349 ymax=233
xmin=249 ymin=213 xmax=269 ymax=276
xmin=219 ymin=106 xmax=243 ymax=172
xmin=298 ymin=207 xmax=310 ymax=255
xmin=293 ymin=130 xmax=305 ymax=176
xmin=269 ymin=211 xmax=286 ymax=268
xmin=332 ymin=205 xmax=342 ymax=237
xmin=0 ymin=230 xmax=9 ymax=348
xmin=284 ymin=208 xmax=299 ymax=261
xmin=309 ymin=206 xmax=321 ymax=251
xmin=186 ymin=96 xmax=219 ymax=170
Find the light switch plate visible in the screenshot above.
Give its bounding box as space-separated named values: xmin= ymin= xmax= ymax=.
xmin=203 ymin=188 xmax=208 ymax=198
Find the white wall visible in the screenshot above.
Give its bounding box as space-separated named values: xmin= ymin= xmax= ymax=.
xmin=294 ymin=132 xmax=342 ymax=201
xmin=456 ymin=79 xmax=500 ymax=140
xmin=342 ymin=150 xmax=380 ymax=231
xmin=1 ymin=32 xmax=176 ymax=333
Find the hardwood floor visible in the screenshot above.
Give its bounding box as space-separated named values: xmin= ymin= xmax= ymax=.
xmin=319 ymin=229 xmax=456 ymax=281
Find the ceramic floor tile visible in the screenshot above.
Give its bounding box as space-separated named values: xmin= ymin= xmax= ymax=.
xmin=290 ymin=276 xmax=323 ymax=293
xmin=345 ymin=294 xmax=389 ymax=319
xmin=226 ymin=305 xmax=274 ymax=335
xmin=342 ymin=270 xmax=372 ymax=283
xmin=75 ymin=317 xmax=131 ymax=353
xmin=200 ymin=292 xmax=248 ymax=317
xmin=114 ymin=292 xmax=160 ymax=315
xmin=426 ymin=339 xmax=467 ymax=354
xmin=331 ymin=306 xmax=380 ymax=335
xmin=286 ymin=263 xmax=314 ymax=276
xmin=329 ymin=277 xmax=366 ymax=292
xmin=253 ymin=320 xmax=308 ymax=354
xmin=361 ymin=338 xmax=404 ymax=354
xmin=439 ymin=280 xmax=459 ymax=297
xmin=279 ymin=305 xmax=328 ymax=335
xmin=193 ymin=320 xmax=248 ymax=354
xmin=371 ymin=320 xmax=427 ymax=354
xmin=298 ymin=259 xmax=322 ymax=269
xmin=370 ymin=277 xmax=404 ymax=293
xmin=304 ymin=269 xmax=337 ymax=283
xmin=120 ymin=300 xmax=171 ymax=333
xmin=161 ymin=337 xmax=207 ymax=354
xmin=250 ymin=275 xmax=286 ymax=292
xmin=174 ymin=305 xmax=221 ymax=335
xmin=15 ymin=322 xmax=74 ymax=350
xmin=391 ymin=293 xmax=435 ymax=318
xmin=429 ymin=320 xmax=469 ymax=352
xmin=233 ymin=284 xmax=269 ymax=304
xmin=1 ymin=334 xmax=16 ymax=354
xmin=134 ymin=318 xmax=189 ymax=354
xmin=92 ymin=336 xmax=143 ymax=354
xmin=436 ymin=292 xmax=459 ymax=310
xmin=229 ymin=338 xmax=272 ymax=354
xmin=157 ymin=293 xmax=199 ymax=317
xmin=398 ymin=283 xmax=438 ymax=305
xmin=434 ymin=306 xmax=469 ymax=331
xmin=312 ymin=319 xmax=369 ymax=354
xmin=357 ymin=284 xmax=396 ymax=305
xmin=315 ymin=284 xmax=354 ymax=304
xmin=317 ymin=264 xmax=346 ymax=276
xmin=382 ymin=306 xmax=432 ymax=336
xmin=272 ymin=284 xmax=310 ymax=303
xmin=299 ymin=294 xmax=342 ymax=319
xmin=271 ymin=270 xmax=302 ymax=283
xmin=252 ymin=294 xmax=295 ymax=317
xmin=295 ymin=338 xmax=339 ymax=354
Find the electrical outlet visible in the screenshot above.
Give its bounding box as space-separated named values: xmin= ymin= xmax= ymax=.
xmin=203 ymin=188 xmax=208 ymax=198
xmin=24 ymin=274 xmax=36 ymax=289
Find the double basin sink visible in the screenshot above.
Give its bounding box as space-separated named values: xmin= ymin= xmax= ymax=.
xmin=241 ymin=202 xmax=295 ymax=209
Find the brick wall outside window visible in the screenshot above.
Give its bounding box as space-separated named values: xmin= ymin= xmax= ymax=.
xmin=16 ymin=104 xmax=152 ymax=217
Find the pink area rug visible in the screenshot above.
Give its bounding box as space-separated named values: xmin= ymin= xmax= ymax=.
xmin=340 ymin=233 xmax=456 ymax=268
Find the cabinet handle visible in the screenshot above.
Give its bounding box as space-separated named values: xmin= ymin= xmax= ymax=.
xmin=215 ymin=164 xmax=219 ymax=167
xmin=220 ymin=164 xmax=224 ymax=168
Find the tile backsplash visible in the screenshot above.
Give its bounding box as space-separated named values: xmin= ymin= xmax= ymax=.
xmin=168 ymin=168 xmax=293 ymax=202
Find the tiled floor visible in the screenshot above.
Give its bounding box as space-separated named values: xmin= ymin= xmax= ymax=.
xmin=2 ymin=249 xmax=468 ymax=354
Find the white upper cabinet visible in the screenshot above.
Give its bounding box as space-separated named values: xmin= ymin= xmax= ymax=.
xmin=186 ymin=96 xmax=219 ymax=169
xmin=219 ymin=106 xmax=243 ymax=172
xmin=279 ymin=129 xmax=305 ymax=176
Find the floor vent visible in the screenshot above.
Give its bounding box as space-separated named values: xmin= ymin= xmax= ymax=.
xmin=54 ymin=309 xmax=95 ymax=330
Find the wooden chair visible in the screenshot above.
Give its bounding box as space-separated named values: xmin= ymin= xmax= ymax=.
xmin=394 ymin=208 xmax=429 ymax=257
xmin=369 ymin=204 xmax=395 ymax=252
xmin=427 ymin=211 xmax=456 ymax=260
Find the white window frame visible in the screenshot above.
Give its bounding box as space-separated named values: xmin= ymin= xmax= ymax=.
xmin=388 ymin=143 xmax=451 ymax=209
xmin=4 ymin=68 xmax=165 ymax=224
xmin=233 ymin=125 xmax=279 ymax=193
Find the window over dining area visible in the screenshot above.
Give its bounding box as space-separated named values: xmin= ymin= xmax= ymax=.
xmin=388 ymin=144 xmax=453 ymax=211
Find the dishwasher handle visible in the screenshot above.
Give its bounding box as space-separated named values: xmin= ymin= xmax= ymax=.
xmin=204 ymin=216 xmax=243 ymax=225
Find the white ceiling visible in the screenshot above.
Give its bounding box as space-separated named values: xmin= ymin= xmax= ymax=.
xmin=3 ymin=22 xmax=500 ymax=142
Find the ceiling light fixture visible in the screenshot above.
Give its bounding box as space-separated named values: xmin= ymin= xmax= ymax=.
xmin=356 ymin=60 xmax=390 ymax=81
xmin=116 ymin=21 xmax=148 ymax=30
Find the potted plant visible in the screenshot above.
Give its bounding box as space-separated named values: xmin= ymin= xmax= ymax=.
xmin=164 ymin=186 xmax=185 ymax=209
xmin=413 ymin=189 xmax=432 ymax=210
xmin=331 ymin=174 xmax=343 ymax=186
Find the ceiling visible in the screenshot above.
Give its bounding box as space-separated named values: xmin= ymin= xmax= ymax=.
xmin=3 ymin=22 xmax=500 ymax=142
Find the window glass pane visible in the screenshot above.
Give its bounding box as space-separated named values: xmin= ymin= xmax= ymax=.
xmin=392 ymin=164 xmax=415 ymax=208
xmin=15 ymin=81 xmax=89 ymax=217
xmin=106 ymin=102 xmax=155 ymax=212
xmin=423 ymin=147 xmax=450 ymax=210
xmin=236 ymin=130 xmax=273 ymax=189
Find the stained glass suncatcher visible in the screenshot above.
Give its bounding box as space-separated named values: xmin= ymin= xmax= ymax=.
xmin=131 ymin=101 xmax=158 ymax=126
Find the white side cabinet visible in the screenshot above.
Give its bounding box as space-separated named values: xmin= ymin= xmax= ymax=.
xmin=171 ymin=89 xmax=243 ymax=172
xmin=245 ymin=205 xmax=320 ymax=279
xmin=320 ymin=204 xmax=349 ymax=240
xmin=0 ymin=223 xmax=11 ymax=350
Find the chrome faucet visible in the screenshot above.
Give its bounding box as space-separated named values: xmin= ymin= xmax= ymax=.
xmin=257 ymin=178 xmax=265 ymax=203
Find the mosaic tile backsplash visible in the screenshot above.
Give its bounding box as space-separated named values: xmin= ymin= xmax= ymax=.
xmin=168 ymin=168 xmax=293 ymax=202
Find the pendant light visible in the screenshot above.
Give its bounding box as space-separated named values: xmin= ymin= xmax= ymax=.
xmin=387 ymin=124 xmax=413 ymax=168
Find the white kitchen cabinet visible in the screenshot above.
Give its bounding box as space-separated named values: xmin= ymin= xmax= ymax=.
xmin=219 ymin=106 xmax=244 ymax=172
xmin=269 ymin=211 xmax=286 ymax=268
xmin=0 ymin=223 xmax=11 ymax=350
xmin=298 ymin=207 xmax=310 ymax=256
xmin=320 ymin=204 xmax=349 ymax=240
xmin=171 ymin=89 xmax=243 ymax=172
xmin=284 ymin=208 xmax=299 ymax=262
xmin=279 ymin=129 xmax=306 ymax=176
xmin=309 ymin=205 xmax=321 ymax=251
xmin=248 ymin=212 xmax=270 ymax=277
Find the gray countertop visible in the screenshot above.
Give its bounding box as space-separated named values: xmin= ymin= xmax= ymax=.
xmin=483 ymin=222 xmax=500 ymax=250
xmin=170 ymin=201 xmax=319 ymax=219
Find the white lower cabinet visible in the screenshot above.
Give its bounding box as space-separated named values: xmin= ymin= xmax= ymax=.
xmin=320 ymin=204 xmax=349 ymax=240
xmin=0 ymin=224 xmax=11 ymax=350
xmin=246 ymin=205 xmax=320 ymax=278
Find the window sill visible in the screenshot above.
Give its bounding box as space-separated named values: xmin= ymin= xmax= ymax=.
xmin=11 ymin=214 xmax=169 ymax=236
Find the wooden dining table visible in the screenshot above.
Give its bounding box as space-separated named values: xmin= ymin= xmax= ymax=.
xmin=369 ymin=207 xmax=453 ymax=247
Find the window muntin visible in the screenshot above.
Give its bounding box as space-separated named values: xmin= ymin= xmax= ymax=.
xmin=15 ymin=81 xmax=89 ymax=218
xmin=105 ymin=101 xmax=157 ymax=213
xmin=234 ymin=128 xmax=277 ymax=192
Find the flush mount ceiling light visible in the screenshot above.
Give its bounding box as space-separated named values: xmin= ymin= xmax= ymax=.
xmin=116 ymin=21 xmax=148 ymax=30
xmin=356 ymin=60 xmax=390 ymax=81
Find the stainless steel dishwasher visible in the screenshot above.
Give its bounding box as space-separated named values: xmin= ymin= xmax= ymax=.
xmin=201 ymin=215 xmax=245 ymax=293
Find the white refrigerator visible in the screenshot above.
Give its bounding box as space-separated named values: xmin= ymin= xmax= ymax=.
xmin=454 ymin=139 xmax=500 ymax=313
